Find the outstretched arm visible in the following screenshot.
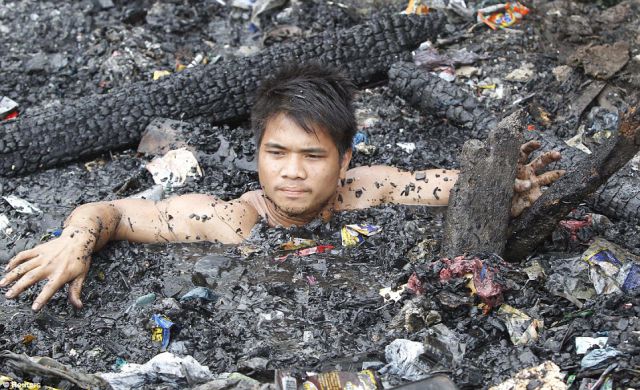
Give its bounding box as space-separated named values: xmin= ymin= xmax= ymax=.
xmin=0 ymin=194 xmax=258 ymax=311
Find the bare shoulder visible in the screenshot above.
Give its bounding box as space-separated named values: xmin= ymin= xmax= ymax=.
xmin=336 ymin=165 xmax=402 ymax=210
xmin=163 ymin=193 xmax=261 ymax=243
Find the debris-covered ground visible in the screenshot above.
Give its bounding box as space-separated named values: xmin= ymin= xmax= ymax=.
xmin=1 ymin=0 xmax=640 ymax=389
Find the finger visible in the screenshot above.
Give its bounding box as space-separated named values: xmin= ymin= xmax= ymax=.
xmin=514 ymin=179 xmax=531 ymax=193
xmin=32 ymin=278 xmax=67 ymax=312
xmin=4 ymin=267 xmax=45 ymax=299
xmin=0 ymin=258 xmax=41 ymax=287
xmin=518 ymin=141 xmax=540 ymax=164
xmin=6 ymin=249 xmax=38 ymax=271
xmin=68 ymin=273 xmax=86 ymax=309
xmin=511 ymin=198 xmax=530 ymax=217
xmin=530 ymin=151 xmax=561 ymax=172
xmin=534 ymin=170 xmax=566 ymax=187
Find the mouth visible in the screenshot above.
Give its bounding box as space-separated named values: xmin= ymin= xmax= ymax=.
xmin=277 ymin=187 xmax=310 ymax=198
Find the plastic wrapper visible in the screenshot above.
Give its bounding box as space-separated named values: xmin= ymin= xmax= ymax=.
xmin=341 ymin=224 xmax=382 ymax=247
xmin=275 ymin=369 xmax=381 ymax=390
xmin=275 ymin=244 xmax=334 ymax=262
xmin=575 ymin=336 xmax=608 ymax=355
xmin=582 ymin=238 xmax=640 ymax=294
xmin=497 ymin=305 xmax=543 ymax=346
xmin=2 ymin=195 xmax=42 ymax=214
xmin=280 ymin=238 xmax=316 ymax=251
xmin=145 ymin=148 xmax=203 ymax=189
xmin=580 ymin=347 xmax=622 ymax=369
xmin=179 ymin=287 xmax=218 ymax=302
xmin=0 ymin=96 xmax=19 ymax=117
xmin=151 ymin=314 xmax=174 ymax=350
xmin=379 ymin=339 xmax=429 ymax=381
xmin=477 ymin=2 xmax=529 ymax=30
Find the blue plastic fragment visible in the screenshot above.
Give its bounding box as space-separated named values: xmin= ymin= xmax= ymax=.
xmin=580 ymin=347 xmax=622 ymax=369
xmin=52 ymin=229 xmax=63 ymax=237
xmin=622 ymin=263 xmax=640 ymax=292
xmin=180 ymin=287 xmax=218 ymax=302
xmin=152 ymin=314 xmax=174 ymax=350
xmin=352 ymin=131 xmax=369 ymax=148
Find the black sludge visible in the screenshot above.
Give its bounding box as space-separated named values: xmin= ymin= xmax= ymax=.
xmin=0 ymin=14 xmax=445 ymax=177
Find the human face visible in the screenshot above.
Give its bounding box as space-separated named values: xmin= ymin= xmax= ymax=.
xmin=258 ymin=113 xmax=351 ymax=220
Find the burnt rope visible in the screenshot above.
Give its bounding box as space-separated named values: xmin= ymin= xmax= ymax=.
xmin=389 ymin=61 xmax=640 ymax=223
xmin=0 ymin=14 xmax=445 ymax=177
xmin=387 ymin=62 xmax=497 ymax=138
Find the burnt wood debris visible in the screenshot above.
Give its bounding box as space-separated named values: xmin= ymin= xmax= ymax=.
xmin=0 ymin=14 xmax=445 ymax=177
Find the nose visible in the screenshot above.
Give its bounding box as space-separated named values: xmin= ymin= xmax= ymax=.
xmin=281 ymin=154 xmax=307 ymax=180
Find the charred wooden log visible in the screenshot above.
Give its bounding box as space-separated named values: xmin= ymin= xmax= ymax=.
xmin=441 ymin=110 xmax=524 ymax=258
xmin=506 ymin=106 xmax=640 ymax=261
xmin=387 ymin=62 xmax=497 ymax=138
xmin=0 ymin=14 xmax=445 ymax=177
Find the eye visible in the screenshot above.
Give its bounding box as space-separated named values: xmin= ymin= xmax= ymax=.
xmin=306 ymin=154 xmax=323 ymax=159
xmin=267 ymin=150 xmax=285 ymax=156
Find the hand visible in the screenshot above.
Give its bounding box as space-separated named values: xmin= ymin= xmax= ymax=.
xmin=0 ymin=229 xmax=95 ymax=311
xmin=511 ymin=140 xmax=565 ymax=217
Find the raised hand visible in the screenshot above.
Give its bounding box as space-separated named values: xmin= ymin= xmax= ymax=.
xmin=511 ymin=140 xmax=565 ymax=217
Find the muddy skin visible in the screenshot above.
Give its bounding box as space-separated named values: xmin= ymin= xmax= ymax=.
xmin=1 ymin=0 xmax=640 ymax=389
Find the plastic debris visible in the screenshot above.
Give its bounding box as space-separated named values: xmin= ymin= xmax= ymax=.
xmin=135 ymin=293 xmax=157 ymax=307
xmin=304 ymin=370 xmax=382 ymax=390
xmin=497 ymin=304 xmax=543 ymax=346
xmin=379 ymin=339 xmax=429 ymax=381
xmin=2 ymin=195 xmax=42 ymax=214
xmin=505 ymin=63 xmax=535 ymax=82
xmin=396 ymin=142 xmax=416 ymax=154
xmin=352 ymin=131 xmax=369 ymax=148
xmin=128 ymin=184 xmax=165 ymax=201
xmin=439 ymin=255 xmax=506 ymax=309
xmin=280 ymin=238 xmax=316 ymax=251
xmin=341 ymin=223 xmax=382 ymax=247
xmin=423 ymin=323 xmax=466 ymax=364
xmin=582 ymin=237 xmax=640 ymax=294
xmin=250 ymin=0 xmax=287 ymax=27
xmin=389 ymin=375 xmax=459 ymax=390
xmin=0 ymin=214 xmax=10 ymax=235
xmin=145 ymin=148 xmax=203 ymax=189
xmin=152 ymin=70 xmax=171 ymax=80
xmin=0 ymin=96 xmax=19 ymax=117
xmin=275 ymin=244 xmax=334 ymax=262
xmin=138 ymin=118 xmax=189 ymax=156
xmin=390 ymin=298 xmax=441 ymax=332
xmin=413 ymin=41 xmax=484 ymax=71
xmin=580 ymin=347 xmax=622 ymax=369
xmin=477 ymin=2 xmax=529 ymax=30
xmin=380 ymin=284 xmax=408 ymax=303
xmin=546 ymin=256 xmax=595 ymax=308
xmin=179 ymin=287 xmax=218 ymax=302
xmin=98 ymin=352 xmax=213 ymax=390
xmin=404 ymin=0 xmax=429 ymax=15
xmin=151 ymin=314 xmax=174 ymax=351
xmin=0 ymin=375 xmax=59 ymax=390
xmin=489 ymin=361 xmax=567 ymax=390
xmin=575 ymin=336 xmax=608 ymax=355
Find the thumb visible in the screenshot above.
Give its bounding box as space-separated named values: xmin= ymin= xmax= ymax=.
xmin=68 ymin=273 xmax=86 ymax=309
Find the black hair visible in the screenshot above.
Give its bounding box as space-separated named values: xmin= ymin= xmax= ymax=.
xmin=251 ymin=62 xmax=357 ymax=158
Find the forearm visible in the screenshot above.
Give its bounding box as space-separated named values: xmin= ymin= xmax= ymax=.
xmin=383 ymin=168 xmax=459 ymax=206
xmin=63 ymin=202 xmax=122 ymax=251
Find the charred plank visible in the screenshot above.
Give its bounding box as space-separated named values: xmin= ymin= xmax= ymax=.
xmin=506 ymin=106 xmax=640 ymax=261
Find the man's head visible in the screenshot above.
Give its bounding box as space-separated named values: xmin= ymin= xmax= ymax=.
xmin=251 ymin=62 xmax=357 ymax=159
xmin=251 ymin=63 xmax=356 ymax=220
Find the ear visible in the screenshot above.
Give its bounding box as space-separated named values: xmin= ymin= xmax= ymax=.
xmin=339 ymin=148 xmax=352 ymax=179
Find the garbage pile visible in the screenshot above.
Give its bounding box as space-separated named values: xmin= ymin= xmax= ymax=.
xmin=1 ymin=0 xmax=640 ymax=389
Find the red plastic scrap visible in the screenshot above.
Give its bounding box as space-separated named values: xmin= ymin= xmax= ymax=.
xmin=275 ymin=244 xmax=335 ymax=263
xmin=407 ymin=272 xmax=425 ymax=295
xmin=559 ymin=214 xmax=592 ymax=241
xmin=3 ymin=111 xmax=18 ymax=120
xmin=439 ymin=255 xmax=504 ymax=308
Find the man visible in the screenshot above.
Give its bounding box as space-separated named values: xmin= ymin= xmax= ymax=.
xmin=0 ymin=63 xmax=564 ymax=311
